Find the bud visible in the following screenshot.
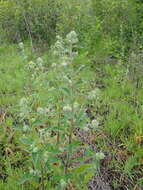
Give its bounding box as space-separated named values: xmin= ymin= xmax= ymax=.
xmin=37 ymin=107 xmax=45 ymax=115
xmin=32 ymin=147 xmax=38 ymax=153
xmin=60 ymin=179 xmax=67 ymax=189
xmin=87 ymin=88 xmax=100 ymax=100
xmin=91 ymin=119 xmax=99 ymax=128
xmin=63 ymin=105 xmax=72 ymax=112
xmin=37 ymin=57 xmax=43 ymax=65
xmin=19 ymin=42 xmax=24 ymax=49
xmin=73 ymin=102 xmax=79 ymax=109
xmin=95 ymin=152 xmax=105 ymax=160
xmin=61 ymin=61 xmax=68 ymax=66
xmin=66 ymin=31 xmax=78 ymax=44
xmin=28 ymin=61 xmax=35 ymax=69
xmin=52 ymin=63 xmax=57 ymax=67
xmin=19 ymin=97 xmax=28 ymax=106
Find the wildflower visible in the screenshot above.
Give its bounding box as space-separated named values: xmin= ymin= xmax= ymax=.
xmin=61 ymin=61 xmax=68 ymax=66
xmin=37 ymin=57 xmax=43 ymax=65
xmin=32 ymin=147 xmax=38 ymax=153
xmin=31 ymin=74 xmax=35 ymax=78
xmin=36 ymin=57 xmax=43 ymax=69
xmin=91 ymin=119 xmax=99 ymax=128
xmin=52 ymin=62 xmax=57 ymax=67
xmin=19 ymin=42 xmax=24 ymax=50
xmin=66 ymin=31 xmax=78 ymax=44
xmin=83 ymin=126 xmax=90 ymax=131
xmin=72 ymin=51 xmax=78 ymax=56
xmin=63 ymin=105 xmax=72 ymax=112
xmin=69 ymin=80 xmax=72 ymax=85
xmin=19 ymin=97 xmax=28 ymax=106
xmin=49 ymin=87 xmax=56 ymax=91
xmin=63 ymin=75 xmax=69 ymax=80
xmin=28 ymin=61 xmax=35 ymax=69
xmin=60 ymin=179 xmax=67 ymax=188
xmin=45 ymin=108 xmax=50 ymax=113
xmin=55 ymin=40 xmax=64 ymax=50
xmin=43 ymin=151 xmax=49 ymax=162
xmin=59 ymin=147 xmax=65 ymax=152
xmin=73 ymin=102 xmax=79 ymax=109
xmin=31 ymin=118 xmax=35 ymax=122
xmin=29 ymin=168 xmax=40 ymax=175
xmin=56 ymin=35 xmax=63 ymax=41
xmin=87 ymin=88 xmax=100 ymax=100
xmin=23 ymin=124 xmax=29 ymax=132
xmin=37 ymin=107 xmax=45 ymax=115
xmin=95 ymin=152 xmax=105 ymax=160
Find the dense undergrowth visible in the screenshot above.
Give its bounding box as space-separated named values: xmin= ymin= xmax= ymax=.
xmin=0 ymin=32 xmax=143 ymax=189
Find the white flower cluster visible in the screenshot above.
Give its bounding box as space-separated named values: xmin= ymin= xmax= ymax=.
xmin=39 ymin=128 xmax=50 ymax=142
xmin=19 ymin=97 xmax=30 ymax=118
xmin=29 ymin=168 xmax=41 ymax=176
xmin=60 ymin=179 xmax=67 ymax=188
xmin=53 ymin=35 xmax=64 ymax=57
xmin=91 ymin=119 xmax=99 ymax=128
xmin=87 ymin=88 xmax=100 ymax=100
xmin=19 ymin=97 xmax=28 ymax=106
xmin=23 ymin=124 xmax=30 ymax=132
xmin=62 ymin=75 xmax=72 ymax=84
xmin=37 ymin=107 xmax=50 ymax=115
xmin=19 ymin=42 xmax=27 ymax=59
xmin=95 ymin=152 xmax=105 ymax=160
xmin=27 ymin=57 xmax=44 ymax=79
xmin=73 ymin=102 xmax=79 ymax=110
xmin=36 ymin=57 xmax=43 ymax=68
xmin=63 ymin=102 xmax=79 ymax=113
xmin=52 ymin=31 xmax=79 ymax=67
xmin=66 ymin=31 xmax=78 ymax=44
xmin=19 ymin=42 xmax=24 ymax=50
xmin=63 ymin=105 xmax=72 ymax=112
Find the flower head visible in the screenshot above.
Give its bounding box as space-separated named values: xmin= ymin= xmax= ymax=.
xmin=95 ymin=152 xmax=105 ymax=160
xmin=19 ymin=97 xmax=28 ymax=106
xmin=63 ymin=105 xmax=72 ymax=112
xmin=91 ymin=119 xmax=99 ymax=128
xmin=87 ymin=88 xmax=100 ymax=100
xmin=28 ymin=61 xmax=35 ymax=69
xmin=37 ymin=107 xmax=45 ymax=115
xmin=37 ymin=57 xmax=43 ymax=69
xmin=19 ymin=42 xmax=24 ymax=50
xmin=61 ymin=61 xmax=68 ymax=66
xmin=66 ymin=31 xmax=78 ymax=44
xmin=60 ymin=179 xmax=67 ymax=188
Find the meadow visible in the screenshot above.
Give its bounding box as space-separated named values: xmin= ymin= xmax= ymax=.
xmin=0 ymin=0 xmax=143 ymax=189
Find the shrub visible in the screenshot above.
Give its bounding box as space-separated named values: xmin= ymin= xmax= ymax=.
xmin=0 ymin=0 xmax=60 ymax=44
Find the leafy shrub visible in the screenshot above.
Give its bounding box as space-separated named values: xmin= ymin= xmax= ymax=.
xmin=0 ymin=0 xmax=60 ymax=44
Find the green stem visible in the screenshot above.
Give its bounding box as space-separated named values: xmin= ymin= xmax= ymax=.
xmin=41 ymin=163 xmax=45 ymax=190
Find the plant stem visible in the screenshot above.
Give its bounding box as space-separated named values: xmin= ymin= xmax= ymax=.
xmin=41 ymin=163 xmax=45 ymax=190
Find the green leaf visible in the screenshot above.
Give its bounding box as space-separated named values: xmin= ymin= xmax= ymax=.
xmin=13 ymin=125 xmax=23 ymax=130
xmin=74 ymin=164 xmax=94 ymax=174
xmin=18 ymin=173 xmax=33 ymax=184
xmin=32 ymin=152 xmax=41 ymax=166
xmin=84 ymin=170 xmax=95 ymax=183
xmin=32 ymin=120 xmax=44 ymax=127
xmin=61 ymin=87 xmax=71 ymax=96
xmin=20 ymin=137 xmax=34 ymax=145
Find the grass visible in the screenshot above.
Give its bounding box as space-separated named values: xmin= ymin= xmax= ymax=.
xmin=0 ymin=40 xmax=143 ymax=190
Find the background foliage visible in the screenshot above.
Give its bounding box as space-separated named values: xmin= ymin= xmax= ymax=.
xmin=1 ymin=0 xmax=143 ymax=55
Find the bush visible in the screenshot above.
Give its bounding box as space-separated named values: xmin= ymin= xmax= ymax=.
xmin=0 ymin=0 xmax=60 ymax=44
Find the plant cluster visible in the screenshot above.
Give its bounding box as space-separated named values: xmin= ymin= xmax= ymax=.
xmin=12 ymin=31 xmax=105 ymax=190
